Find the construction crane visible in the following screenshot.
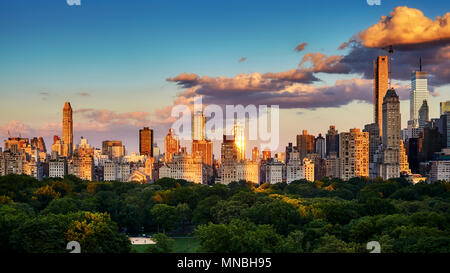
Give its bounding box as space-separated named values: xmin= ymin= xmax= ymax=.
xmin=381 ymin=45 xmax=394 ymax=89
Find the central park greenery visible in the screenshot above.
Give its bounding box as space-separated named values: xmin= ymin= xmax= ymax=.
xmin=0 ymin=174 xmax=449 ymax=253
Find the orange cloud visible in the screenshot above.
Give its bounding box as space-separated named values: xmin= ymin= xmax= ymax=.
xmin=76 ymin=109 xmax=150 ymax=124
xmin=294 ymin=42 xmax=307 ymax=52
xmin=166 ymin=72 xmax=200 ymax=88
xmin=0 ymin=120 xmax=34 ymax=137
xmin=359 ymin=6 xmax=450 ymax=48
xmin=299 ymin=52 xmax=348 ymax=74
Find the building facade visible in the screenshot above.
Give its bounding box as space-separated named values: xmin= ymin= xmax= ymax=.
xmin=139 ymin=127 xmax=154 ymax=157
xmin=159 ymin=153 xmax=206 ymax=184
xmin=410 ymin=70 xmax=429 ymax=126
xmin=373 ymin=56 xmax=389 ymax=136
xmin=102 ymin=140 xmax=126 ymax=159
xmin=326 ymin=125 xmax=339 ymax=157
xmin=430 ymin=160 xmax=450 ymax=182
xmin=165 ymin=129 xmax=179 ymax=162
xmin=377 ymin=88 xmax=402 ymax=180
xmin=314 ymin=134 xmax=326 ymax=159
xmin=339 ymin=128 xmax=369 ymax=180
xmin=440 ymin=101 xmax=450 ymax=116
xmin=192 ymin=112 xmax=206 ymax=141
xmin=296 ymin=130 xmax=314 ymax=161
xmin=264 ymin=160 xmax=283 ymax=184
xmin=192 ymin=139 xmax=213 ymax=166
xmin=49 ymin=158 xmax=67 ymax=178
xmin=62 ymin=102 xmax=73 ymax=157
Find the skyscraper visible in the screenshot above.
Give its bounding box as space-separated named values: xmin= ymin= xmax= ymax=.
xmin=252 ymin=147 xmax=259 ymax=162
xmin=69 ymin=137 xmax=94 ymax=181
xmin=221 ymin=134 xmax=238 ymax=162
xmin=399 ymin=140 xmax=412 ymax=175
xmin=418 ymin=100 xmax=429 ymax=132
xmin=139 ymin=127 xmax=153 ymax=157
xmin=440 ymin=101 xmax=450 ymax=116
xmin=418 ymin=122 xmax=442 ymax=163
xmin=285 ymin=142 xmax=298 ymax=164
xmin=373 ymin=56 xmax=389 ymax=136
xmin=339 ymin=128 xmax=369 ymax=180
xmin=192 ymin=139 xmax=213 ymax=166
xmin=102 ymin=140 xmax=126 ymax=159
xmin=410 ymin=67 xmax=429 ymax=126
xmin=363 ymin=123 xmax=380 ymax=164
xmin=165 ymin=129 xmax=179 ymax=162
xmin=192 ymin=112 xmax=206 ymax=141
xmin=30 ymin=137 xmax=46 ymax=153
xmin=262 ymin=149 xmax=271 ymax=161
xmin=378 ymin=88 xmax=402 ymax=179
xmin=326 ymin=125 xmax=339 ymax=157
xmin=62 ymin=102 xmax=73 ymax=157
xmin=233 ymin=123 xmax=245 ymax=160
xmin=314 ymin=134 xmax=326 ymax=159
xmin=296 ymin=130 xmax=314 ymax=160
xmin=439 ymin=111 xmax=450 ymax=148
xmin=219 ymin=134 xmax=258 ymax=185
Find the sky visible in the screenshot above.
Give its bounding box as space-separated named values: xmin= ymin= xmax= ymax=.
xmin=0 ymin=0 xmax=450 ymax=158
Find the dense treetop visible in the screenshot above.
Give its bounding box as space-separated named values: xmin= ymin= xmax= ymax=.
xmin=0 ymin=175 xmax=449 ymax=253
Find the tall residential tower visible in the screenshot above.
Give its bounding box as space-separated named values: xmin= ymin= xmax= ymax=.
xmin=373 ymin=56 xmax=389 ymax=136
xmin=139 ymin=127 xmax=153 ymax=157
xmin=62 ymin=102 xmax=73 ymax=157
xmin=192 ymin=112 xmax=206 ymax=141
xmin=410 ymin=62 xmax=429 ymax=129
xmin=379 ymin=88 xmax=401 ymax=179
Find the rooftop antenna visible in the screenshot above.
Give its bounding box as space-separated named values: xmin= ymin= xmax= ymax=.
xmin=419 ymin=57 xmax=422 ymax=72
xmin=381 ymin=45 xmax=394 ymax=89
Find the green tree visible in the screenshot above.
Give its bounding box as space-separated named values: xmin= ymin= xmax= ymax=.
xmin=41 ymin=197 xmax=80 ymax=215
xmin=391 ymin=188 xmax=422 ymax=201
xmin=364 ymin=198 xmax=396 ymax=216
xmin=177 ymin=203 xmax=192 ymax=233
xmin=151 ymin=204 xmax=178 ymax=233
xmin=117 ymin=203 xmax=143 ymax=234
xmin=10 ymin=213 xmax=74 ymax=253
xmin=243 ymin=199 xmax=304 ymax=235
xmin=211 ymin=200 xmax=248 ymax=224
xmin=192 ymin=195 xmax=221 ymax=225
xmin=146 ymin=233 xmax=175 ymax=253
xmin=313 ymin=234 xmax=361 ymax=253
xmin=0 ymin=204 xmax=33 ymax=252
xmin=66 ymin=211 xmax=131 ymax=253
xmin=348 ymin=216 xmax=378 ymax=243
xmin=320 ymin=200 xmax=360 ymax=225
xmin=195 ymin=219 xmax=284 ymax=253
xmin=282 ymin=230 xmax=305 ymax=253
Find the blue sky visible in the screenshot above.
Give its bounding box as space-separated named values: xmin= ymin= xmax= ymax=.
xmin=1 ymin=0 xmax=449 ymax=155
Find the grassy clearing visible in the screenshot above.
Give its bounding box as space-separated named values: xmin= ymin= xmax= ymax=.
xmin=131 ymin=237 xmax=199 ymax=253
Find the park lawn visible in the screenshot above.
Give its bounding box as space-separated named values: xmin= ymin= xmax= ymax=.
xmin=132 ymin=244 xmax=149 ymax=253
xmin=131 ymin=237 xmax=199 ymax=253
xmin=172 ymin=237 xmax=199 ymax=253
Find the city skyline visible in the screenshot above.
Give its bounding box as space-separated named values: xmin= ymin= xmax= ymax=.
xmin=2 ymin=0 xmax=450 ymax=258
xmin=1 ymin=2 xmax=450 ymax=157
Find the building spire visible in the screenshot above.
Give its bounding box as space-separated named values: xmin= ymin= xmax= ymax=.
xmin=419 ymin=57 xmax=422 ymax=72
